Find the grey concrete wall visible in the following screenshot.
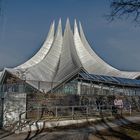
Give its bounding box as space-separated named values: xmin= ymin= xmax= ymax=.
xmin=3 ymin=92 xmax=26 ymax=127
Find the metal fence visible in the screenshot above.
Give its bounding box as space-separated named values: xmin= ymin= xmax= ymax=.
xmin=24 ymin=93 xmax=140 ymax=120
xmin=0 ymin=91 xmax=140 ymax=130
xmin=19 ymin=104 xmax=133 ymax=122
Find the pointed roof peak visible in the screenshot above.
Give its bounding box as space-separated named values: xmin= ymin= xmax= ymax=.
xmin=79 ymin=21 xmax=82 ymax=29
xmin=66 ymin=18 xmax=71 ymax=27
xmin=64 ymin=17 xmax=72 ymax=33
xmin=55 ymin=18 xmax=62 ymax=37
xmin=48 ymin=20 xmax=55 ymax=34
xmin=57 ymin=18 xmax=62 ymax=29
xmin=74 ymin=19 xmax=78 ymax=26
xmin=58 ymin=18 xmax=62 ymax=24
xmin=66 ymin=17 xmax=70 ymax=24
xmin=74 ymin=19 xmax=79 ymax=35
xmin=52 ymin=20 xmax=55 ymax=26
xmin=79 ymin=21 xmax=84 ymax=36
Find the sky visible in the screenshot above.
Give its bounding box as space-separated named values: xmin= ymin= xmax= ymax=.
xmin=0 ymin=0 xmax=140 ymax=71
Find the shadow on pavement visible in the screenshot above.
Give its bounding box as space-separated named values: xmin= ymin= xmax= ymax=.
xmin=1 ymin=115 xmax=140 ymax=140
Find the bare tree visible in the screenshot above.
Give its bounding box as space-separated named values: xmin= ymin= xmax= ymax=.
xmin=109 ymin=0 xmax=140 ymax=23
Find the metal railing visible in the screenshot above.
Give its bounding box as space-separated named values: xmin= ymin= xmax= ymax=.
xmin=19 ymin=104 xmax=133 ymax=122
xmin=1 ymin=104 xmax=134 ymax=131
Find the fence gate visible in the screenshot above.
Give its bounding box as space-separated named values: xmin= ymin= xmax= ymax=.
xmin=0 ymin=92 xmax=4 ymax=128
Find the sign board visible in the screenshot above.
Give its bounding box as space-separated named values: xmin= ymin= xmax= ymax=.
xmin=114 ymin=99 xmax=123 ymax=108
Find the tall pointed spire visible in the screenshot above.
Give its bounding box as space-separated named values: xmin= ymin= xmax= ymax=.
xmin=24 ymin=19 xmax=63 ymax=82
xmin=54 ymin=18 xmax=81 ymax=81
xmin=79 ymin=21 xmax=84 ymax=37
xmin=66 ymin=18 xmax=70 ymax=27
xmin=55 ymin=18 xmax=62 ymax=38
xmin=47 ymin=20 xmax=55 ymax=39
xmin=74 ymin=19 xmax=78 ymax=35
xmin=79 ymin=20 xmax=97 ymax=57
xmin=74 ymin=19 xmax=98 ymax=72
xmin=79 ymin=21 xmax=118 ymax=72
xmin=16 ymin=21 xmax=55 ymax=69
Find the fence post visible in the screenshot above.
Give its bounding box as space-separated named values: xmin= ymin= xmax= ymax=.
xmin=86 ymin=106 xmax=88 ymax=116
xmin=72 ymin=106 xmax=74 ymax=119
xmin=99 ymin=104 xmax=101 ymax=115
xmin=121 ymin=105 xmax=123 ymax=116
xmin=129 ymin=105 xmax=132 ymax=116
xmin=37 ymin=106 xmax=40 ymax=119
xmin=55 ymin=106 xmax=58 ymax=118
xmin=110 ymin=105 xmax=112 ymax=117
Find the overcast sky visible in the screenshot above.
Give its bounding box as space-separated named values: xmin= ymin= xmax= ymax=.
xmin=0 ymin=0 xmax=140 ymax=71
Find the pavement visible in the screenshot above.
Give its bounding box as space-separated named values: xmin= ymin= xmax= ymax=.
xmin=0 ymin=115 xmax=140 ymax=140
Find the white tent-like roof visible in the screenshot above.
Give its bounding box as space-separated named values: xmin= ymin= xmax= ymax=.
xmin=1 ymin=18 xmax=140 ymax=91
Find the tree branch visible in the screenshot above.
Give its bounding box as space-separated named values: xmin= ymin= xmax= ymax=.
xmin=109 ymin=0 xmax=140 ymax=23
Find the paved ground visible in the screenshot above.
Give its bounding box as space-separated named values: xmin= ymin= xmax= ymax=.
xmin=0 ymin=116 xmax=140 ymax=140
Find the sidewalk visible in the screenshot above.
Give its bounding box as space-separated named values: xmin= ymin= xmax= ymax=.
xmin=0 ymin=115 xmax=140 ymax=140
